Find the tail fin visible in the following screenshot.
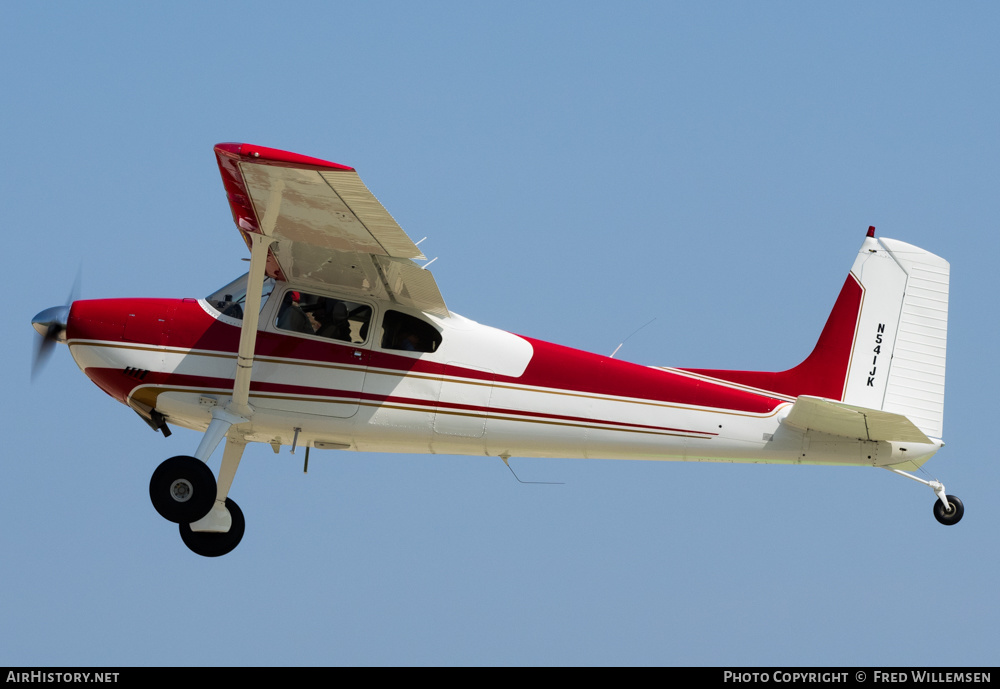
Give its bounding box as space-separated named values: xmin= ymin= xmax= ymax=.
xmin=844 ymin=232 xmax=950 ymax=438
xmin=684 ymin=228 xmax=950 ymax=439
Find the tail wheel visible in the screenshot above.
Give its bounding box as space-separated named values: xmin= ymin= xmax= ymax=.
xmin=933 ymin=495 xmax=964 ymax=526
xmin=179 ymin=498 xmax=245 ymax=557
xmin=149 ymin=456 xmax=217 ymax=524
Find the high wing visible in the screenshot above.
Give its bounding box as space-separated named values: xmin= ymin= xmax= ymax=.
xmin=214 ymin=142 xmax=448 ymax=317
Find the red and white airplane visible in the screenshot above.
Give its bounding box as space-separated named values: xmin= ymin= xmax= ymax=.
xmin=32 ymin=143 xmax=961 ymax=557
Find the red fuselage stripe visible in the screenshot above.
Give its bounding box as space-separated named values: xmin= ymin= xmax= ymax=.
xmin=66 ymin=296 xmax=802 ymax=417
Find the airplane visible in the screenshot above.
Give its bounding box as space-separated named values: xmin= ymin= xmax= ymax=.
xmin=31 ymin=142 xmax=962 ymax=557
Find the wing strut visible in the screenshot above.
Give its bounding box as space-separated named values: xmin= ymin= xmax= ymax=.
xmin=232 ymin=233 xmax=276 ymax=418
xmin=191 ymin=231 xmax=273 ymax=462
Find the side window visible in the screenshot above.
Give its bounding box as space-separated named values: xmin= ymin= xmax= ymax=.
xmin=381 ymin=310 xmax=441 ymax=353
xmin=275 ymin=290 xmax=372 ymax=344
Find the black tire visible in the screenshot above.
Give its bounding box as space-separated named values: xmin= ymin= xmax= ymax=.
xmin=179 ymin=498 xmax=245 ymax=557
xmin=149 ymin=456 xmax=217 ymax=524
xmin=933 ymin=495 xmax=964 ymax=526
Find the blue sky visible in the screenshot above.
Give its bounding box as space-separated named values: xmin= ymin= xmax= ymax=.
xmin=3 ymin=2 xmax=997 ymax=666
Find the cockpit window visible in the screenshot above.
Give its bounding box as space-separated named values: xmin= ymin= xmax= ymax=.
xmin=380 ymin=310 xmax=441 ymax=353
xmin=206 ymin=273 xmax=275 ymax=319
xmin=275 ymin=289 xmax=372 ymax=344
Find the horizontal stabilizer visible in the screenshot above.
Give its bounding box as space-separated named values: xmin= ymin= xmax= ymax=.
xmin=783 ymin=396 xmax=931 ymax=444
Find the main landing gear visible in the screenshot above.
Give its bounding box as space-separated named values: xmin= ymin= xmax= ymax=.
xmin=149 ymin=455 xmax=246 ymax=557
xmin=888 ymin=468 xmax=964 ymax=526
xmin=149 ymin=412 xmax=251 ymax=557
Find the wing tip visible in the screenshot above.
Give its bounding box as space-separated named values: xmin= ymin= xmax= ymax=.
xmin=214 ymin=142 xmax=355 ymax=172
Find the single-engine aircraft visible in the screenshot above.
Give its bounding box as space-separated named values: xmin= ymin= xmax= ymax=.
xmin=31 ymin=143 xmax=961 ymax=557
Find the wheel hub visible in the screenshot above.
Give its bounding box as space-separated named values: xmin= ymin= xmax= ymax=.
xmin=169 ymin=479 xmax=194 ymax=503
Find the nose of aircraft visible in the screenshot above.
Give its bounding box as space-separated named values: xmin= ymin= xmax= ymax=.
xmin=31 ymin=304 xmax=72 ymax=378
xmin=32 ymin=305 xmax=71 ymax=340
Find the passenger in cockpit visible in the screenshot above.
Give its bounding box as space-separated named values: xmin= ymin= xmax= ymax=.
xmin=315 ymin=299 xmax=352 ymax=342
xmin=276 ymin=291 xmax=311 ymax=334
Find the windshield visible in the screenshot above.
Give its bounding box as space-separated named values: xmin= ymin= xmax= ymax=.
xmin=206 ymin=273 xmax=275 ymax=319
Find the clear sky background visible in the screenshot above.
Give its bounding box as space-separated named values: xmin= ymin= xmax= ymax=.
xmin=3 ymin=2 xmax=997 ymax=666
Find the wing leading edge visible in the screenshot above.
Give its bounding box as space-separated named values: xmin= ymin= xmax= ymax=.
xmin=214 ymin=143 xmax=448 ymax=317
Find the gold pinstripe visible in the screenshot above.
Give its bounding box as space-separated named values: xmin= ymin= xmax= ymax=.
xmin=129 ymin=382 xmax=714 ymax=440
xmin=70 ymin=338 xmax=786 ymax=422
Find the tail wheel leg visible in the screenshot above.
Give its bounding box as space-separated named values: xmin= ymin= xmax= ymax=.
xmin=887 ymin=468 xmax=964 ymax=526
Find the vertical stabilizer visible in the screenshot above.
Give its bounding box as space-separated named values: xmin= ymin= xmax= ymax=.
xmin=843 ymin=236 xmax=949 ymax=439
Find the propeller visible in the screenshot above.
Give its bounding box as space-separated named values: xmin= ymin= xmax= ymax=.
xmin=31 ymin=274 xmax=80 ymax=379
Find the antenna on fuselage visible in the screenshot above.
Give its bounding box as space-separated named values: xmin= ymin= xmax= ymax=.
xmin=499 ymin=454 xmax=563 ymax=485
xmin=609 ymin=318 xmax=656 ymax=358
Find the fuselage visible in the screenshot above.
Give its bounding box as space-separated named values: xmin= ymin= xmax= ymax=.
xmin=62 ymin=284 xmax=920 ymax=468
